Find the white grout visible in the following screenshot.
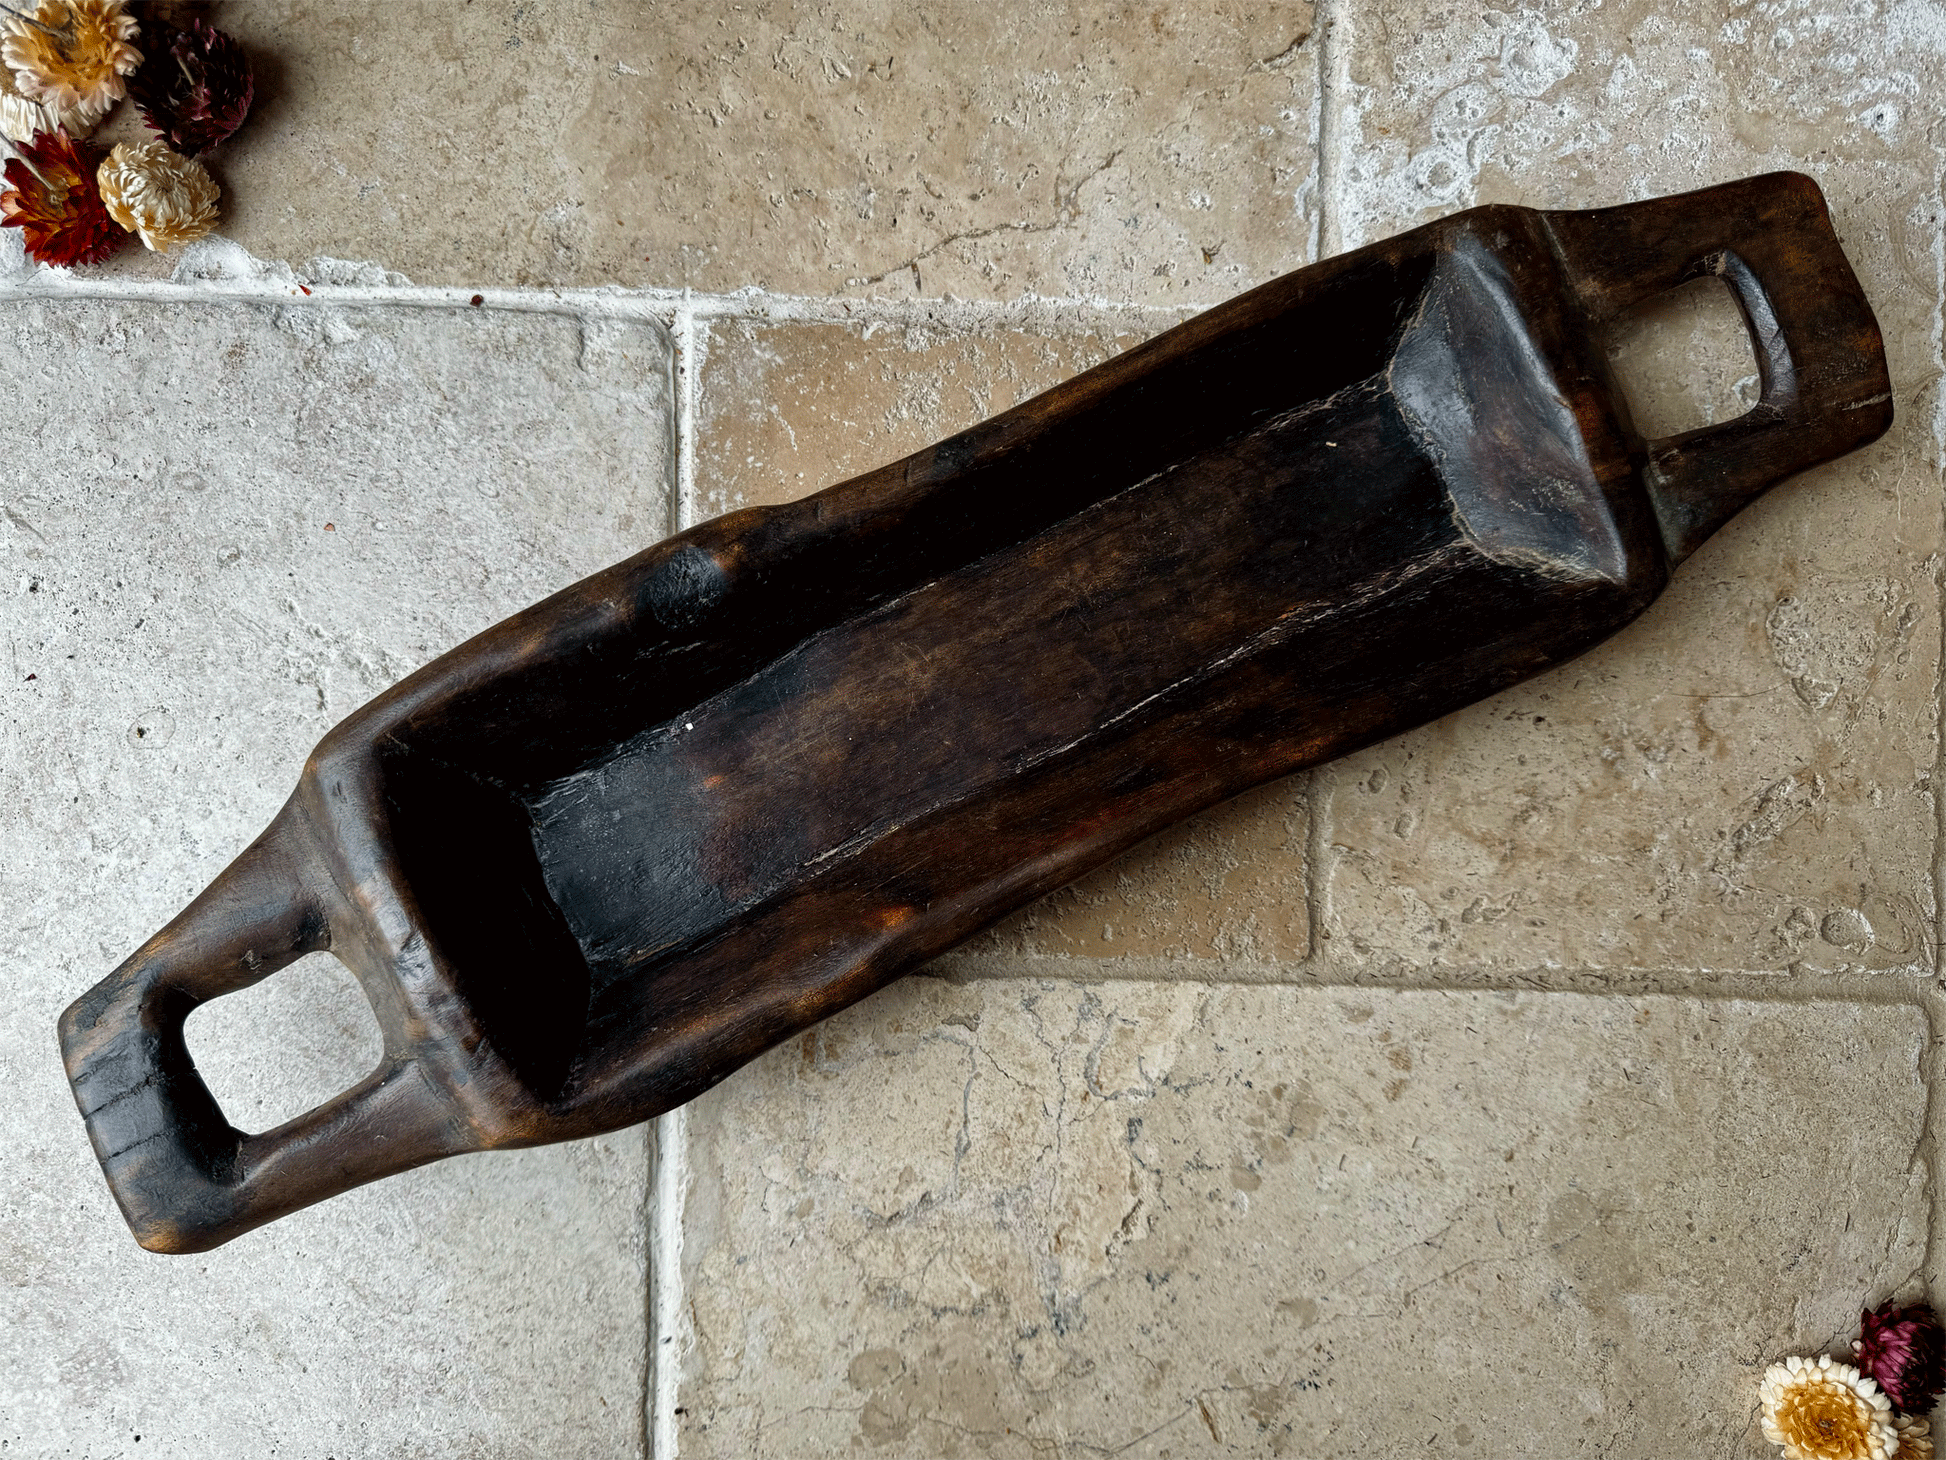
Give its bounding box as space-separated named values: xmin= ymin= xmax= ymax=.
xmin=1314 ymin=0 xmax=1352 ymax=260
xmin=649 ymin=1103 xmax=690 ymax=1459
xmin=1925 ymin=174 xmax=1946 ymax=1309
xmin=673 ymin=300 xmax=701 ymax=534
xmin=0 ymin=249 xmax=1187 ymax=334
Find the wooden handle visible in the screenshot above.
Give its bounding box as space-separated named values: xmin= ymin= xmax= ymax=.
xmin=57 ymin=803 xmax=458 ymax=1252
xmin=1543 ymin=170 xmax=1893 ymax=561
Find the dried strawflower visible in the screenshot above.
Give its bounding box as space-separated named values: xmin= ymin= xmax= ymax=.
xmin=0 ymin=65 xmax=34 ymax=138
xmin=0 ymin=58 xmax=94 ymax=140
xmin=1857 ymin=1302 xmax=1946 ymax=1416
xmin=1 ymin=0 xmax=139 ymax=129
xmin=127 ymin=18 xmax=251 ymax=156
xmin=1760 ymin=1355 xmax=1898 ymax=1460
xmin=96 ymin=137 xmax=215 ymax=251
xmin=0 ymin=126 xmax=123 ymax=265
xmin=1898 ymin=1417 xmax=1936 ymax=1460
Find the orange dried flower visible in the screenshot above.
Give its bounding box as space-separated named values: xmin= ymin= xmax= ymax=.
xmin=0 ymin=126 xmax=124 ymax=265
xmin=1 ymin=0 xmax=140 ymax=127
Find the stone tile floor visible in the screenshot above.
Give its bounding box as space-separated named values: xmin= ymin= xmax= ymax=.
xmin=3 ymin=3 xmax=1944 ymax=1457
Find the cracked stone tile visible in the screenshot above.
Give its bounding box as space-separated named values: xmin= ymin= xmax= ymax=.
xmin=0 ymin=299 xmax=668 ymax=1457
xmin=695 ymin=315 xmax=1314 ymax=970
xmin=1312 ymin=4 xmax=1942 ymax=975
xmin=678 ymin=977 xmax=1928 ymax=1457
xmin=199 ymin=2 xmax=1318 ymax=302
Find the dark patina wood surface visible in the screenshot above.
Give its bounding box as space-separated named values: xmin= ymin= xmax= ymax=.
xmin=61 ymin=170 xmax=1893 ymax=1252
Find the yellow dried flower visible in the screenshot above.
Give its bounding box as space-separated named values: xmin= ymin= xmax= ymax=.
xmin=2 ymin=0 xmax=139 ymax=124
xmin=1760 ymin=1355 xmax=1898 ymax=1460
xmin=1899 ymin=1417 xmax=1935 ymax=1460
xmin=96 ymin=138 xmax=216 ymax=251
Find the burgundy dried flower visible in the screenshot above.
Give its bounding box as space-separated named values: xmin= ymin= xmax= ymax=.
xmin=126 ymin=18 xmax=250 ymax=156
xmin=1855 ymin=1300 xmax=1946 ymax=1416
xmin=0 ymin=127 xmax=124 ymax=265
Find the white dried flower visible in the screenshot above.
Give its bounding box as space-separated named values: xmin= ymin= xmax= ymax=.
xmin=96 ymin=138 xmax=216 ymax=251
xmin=0 ymin=66 xmax=47 ymax=141
xmin=2 ymin=0 xmax=138 ymax=122
xmin=1760 ymin=1355 xmax=1899 ymax=1460
xmin=1898 ymin=1417 xmax=1935 ymax=1460
xmin=0 ymin=62 xmax=98 ymax=140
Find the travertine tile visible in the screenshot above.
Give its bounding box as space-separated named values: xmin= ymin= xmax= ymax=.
xmin=196 ymin=2 xmax=1318 ymax=301
xmin=971 ymin=777 xmax=1312 ymax=964
xmin=0 ymin=299 xmax=668 ymax=1456
xmin=1333 ymin=3 xmax=1944 ymax=254
xmin=679 ymin=977 xmax=1929 ymax=1457
xmin=1313 ymin=5 xmax=1942 ymax=975
xmin=693 ymin=314 xmax=1152 ymax=519
xmin=694 ymin=316 xmax=1314 ymax=968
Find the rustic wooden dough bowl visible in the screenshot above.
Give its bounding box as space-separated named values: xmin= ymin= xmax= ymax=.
xmin=61 ymin=171 xmax=1892 ymax=1252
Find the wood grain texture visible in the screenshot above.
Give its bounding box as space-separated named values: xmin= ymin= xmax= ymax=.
xmin=60 ymin=170 xmax=1892 ymax=1252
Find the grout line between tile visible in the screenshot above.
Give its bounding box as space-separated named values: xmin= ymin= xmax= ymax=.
xmin=637 ymin=1123 xmax=655 ymax=1460
xmin=0 ymin=266 xmax=1189 ymax=334
xmin=934 ymin=957 xmax=1941 ymax=1004
xmin=1928 ymin=171 xmax=1946 ymax=993
xmin=673 ymin=301 xmax=700 ymax=533
xmin=649 ymin=1103 xmax=689 ymax=1460
xmin=1930 ymin=173 xmax=1946 ymax=989
xmin=1314 ymin=0 xmax=1351 ymax=259
xmin=1932 ymin=173 xmax=1946 ymax=494
xmin=1912 ymin=988 xmax=1944 ymax=1292
xmin=1303 ymin=22 xmax=1325 ymax=265
xmin=1925 ymin=163 xmax=1946 ymax=1312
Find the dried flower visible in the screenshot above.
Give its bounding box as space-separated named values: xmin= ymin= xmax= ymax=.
xmin=1760 ymin=1355 xmax=1898 ymax=1460
xmin=127 ymin=18 xmax=251 ymax=156
xmin=2 ymin=0 xmax=139 ymax=127
xmin=96 ymin=137 xmax=215 ymax=251
xmin=1857 ymin=1302 xmax=1946 ymax=1416
xmin=0 ymin=59 xmax=95 ymax=140
xmin=0 ymin=126 xmax=124 ymax=265
xmin=0 ymin=66 xmax=35 ymax=139
xmin=1899 ymin=1417 xmax=1936 ymax=1460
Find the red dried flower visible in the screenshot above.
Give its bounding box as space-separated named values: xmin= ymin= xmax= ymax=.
xmin=1855 ymin=1300 xmax=1946 ymax=1416
xmin=126 ymin=18 xmax=251 ymax=156
xmin=0 ymin=127 xmax=124 ymax=265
